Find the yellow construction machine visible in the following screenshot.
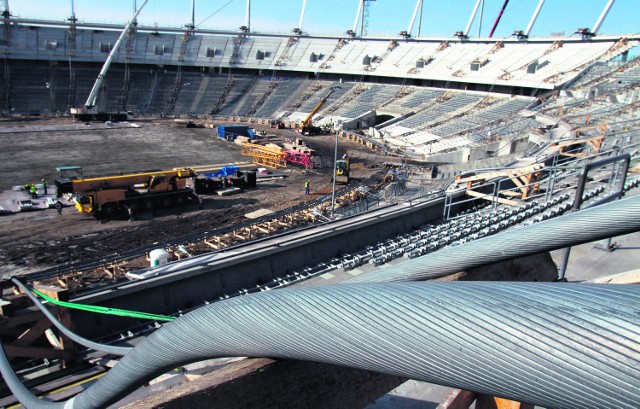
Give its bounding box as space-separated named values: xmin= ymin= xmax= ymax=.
xmin=56 ymin=168 xmax=197 ymax=217
xmin=299 ymin=88 xmax=336 ymax=135
xmin=335 ymin=155 xmax=350 ymax=184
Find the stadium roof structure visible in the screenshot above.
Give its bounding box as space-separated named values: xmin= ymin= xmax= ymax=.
xmin=5 ymin=0 xmax=639 ymax=39
xmin=1 ymin=20 xmax=637 ymax=91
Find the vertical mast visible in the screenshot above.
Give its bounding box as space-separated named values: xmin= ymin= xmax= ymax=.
xmin=524 ymin=0 xmax=545 ymax=37
xmin=1 ymin=0 xmax=9 ymax=18
xmin=298 ymin=0 xmax=308 ymax=32
xmin=463 ymin=0 xmax=482 ymax=37
xmin=245 ymin=0 xmax=251 ymax=32
xmin=488 ymin=0 xmax=509 ymax=38
xmin=417 ymin=0 xmax=424 ymax=37
xmin=592 ymin=0 xmax=615 ymax=35
xmin=407 ymin=0 xmax=422 ymax=36
xmin=477 ymin=0 xmax=484 ymax=37
xmin=352 ymin=0 xmax=364 ymax=34
xmin=188 ymin=0 xmax=195 ymax=29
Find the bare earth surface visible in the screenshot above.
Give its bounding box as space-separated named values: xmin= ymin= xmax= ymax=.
xmin=0 ymin=118 xmax=383 ymax=276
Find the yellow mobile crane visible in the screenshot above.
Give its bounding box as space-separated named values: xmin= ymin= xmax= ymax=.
xmin=56 ymin=168 xmax=197 ymax=217
xmin=299 ymin=88 xmax=337 ymax=135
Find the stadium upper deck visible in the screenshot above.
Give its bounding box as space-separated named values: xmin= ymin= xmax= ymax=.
xmin=1 ymin=18 xmax=639 ymax=166
xmin=1 ymin=21 xmax=637 ymax=91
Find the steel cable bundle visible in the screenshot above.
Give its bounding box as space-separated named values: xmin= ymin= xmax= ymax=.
xmin=2 ymin=282 xmax=638 ymax=408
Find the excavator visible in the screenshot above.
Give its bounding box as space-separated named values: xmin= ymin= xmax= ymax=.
xmin=56 ymin=168 xmax=198 ymax=217
xmin=299 ymin=87 xmax=338 ymax=135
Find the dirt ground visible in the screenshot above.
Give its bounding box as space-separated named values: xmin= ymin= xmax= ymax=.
xmin=0 ymin=118 xmax=385 ymax=276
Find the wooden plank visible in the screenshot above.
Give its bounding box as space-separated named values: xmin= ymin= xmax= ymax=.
xmin=0 ymin=327 xmax=24 ymax=336
xmin=32 ymin=284 xmax=69 ymax=302
xmin=0 ymin=309 xmax=42 ymax=328
xmin=3 ymin=345 xmax=75 ymax=360
xmin=456 ymin=170 xmax=509 ymax=183
xmin=628 ymin=164 xmax=640 ymax=174
xmin=0 ymin=299 xmax=15 ymax=317
xmin=555 ymin=135 xmax=603 ymax=148
xmin=499 ymin=190 xmax=523 ymax=197
xmin=466 ymin=189 xmax=520 ymax=206
xmin=456 ymin=165 xmax=542 ymax=185
xmin=203 ymin=239 xmax=217 ymax=248
xmin=56 ymin=307 xmax=76 ymax=367
xmin=506 ymin=171 xmax=526 ymax=189
xmin=1 ymin=293 xmax=29 ymax=314
xmin=102 ymin=267 xmax=114 ymax=279
xmin=13 ymin=317 xmax=52 ymax=347
xmin=233 ymin=233 xmax=248 ymax=241
xmin=437 ymin=389 xmax=477 ymax=409
xmin=588 ymin=269 xmax=640 ymax=284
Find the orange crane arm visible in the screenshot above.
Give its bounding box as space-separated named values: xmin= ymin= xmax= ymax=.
xmin=71 ymin=168 xmax=196 ymax=192
xmin=302 ymin=89 xmax=334 ymax=126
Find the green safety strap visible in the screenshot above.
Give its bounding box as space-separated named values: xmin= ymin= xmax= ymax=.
xmin=30 ymin=287 xmax=176 ymax=322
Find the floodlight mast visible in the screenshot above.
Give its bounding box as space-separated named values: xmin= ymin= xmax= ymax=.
xmin=71 ymin=0 xmax=149 ymax=114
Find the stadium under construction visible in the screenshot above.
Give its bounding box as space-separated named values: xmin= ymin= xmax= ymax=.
xmin=1 ymin=0 xmax=639 ymax=408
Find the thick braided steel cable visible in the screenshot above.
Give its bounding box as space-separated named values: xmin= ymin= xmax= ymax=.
xmin=351 ymin=193 xmax=640 ymax=283
xmin=1 ymin=282 xmax=638 ymax=409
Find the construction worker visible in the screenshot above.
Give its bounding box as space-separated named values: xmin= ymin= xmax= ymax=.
xmin=23 ymin=184 xmax=31 ymax=197
xmin=54 ymin=201 xmax=63 ymax=215
xmin=30 ymin=184 xmax=37 ymax=199
xmin=305 ymin=179 xmax=310 ymax=195
xmin=41 ymin=178 xmax=48 ymax=195
xmin=124 ymin=204 xmax=134 ymax=222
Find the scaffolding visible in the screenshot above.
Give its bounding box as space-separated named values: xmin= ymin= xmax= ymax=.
xmin=241 ymin=143 xmax=287 ymax=169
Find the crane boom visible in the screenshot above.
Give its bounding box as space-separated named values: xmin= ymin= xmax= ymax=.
xmin=72 ymin=0 xmax=149 ymax=113
xmin=302 ymin=89 xmax=334 ymax=126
